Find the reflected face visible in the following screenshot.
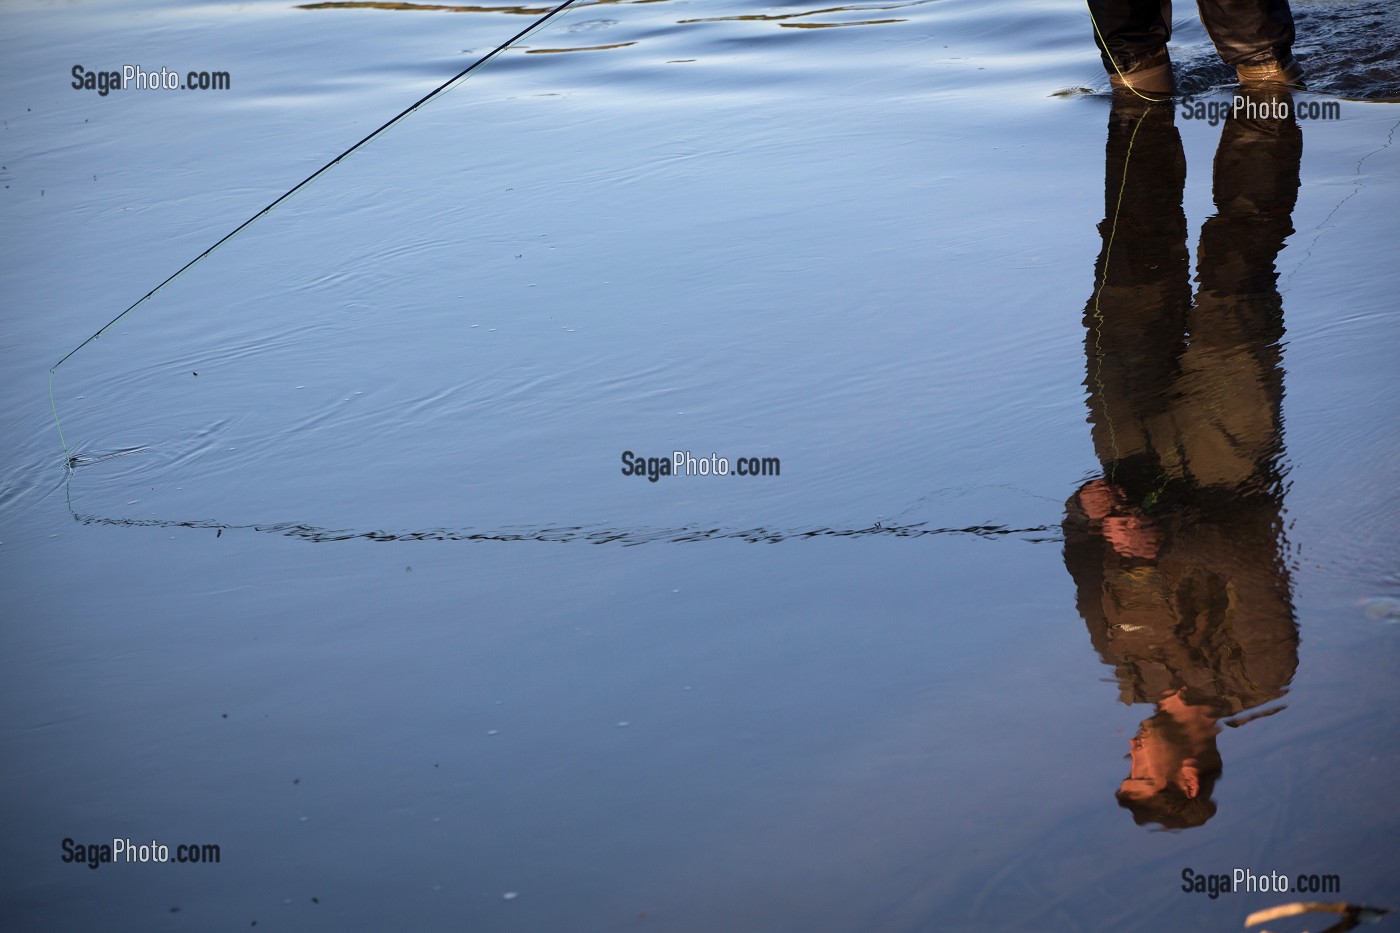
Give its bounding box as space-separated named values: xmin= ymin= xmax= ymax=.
xmin=1119 ymin=694 xmax=1219 ymax=801
xmin=1118 ymin=721 xmax=1201 ymax=801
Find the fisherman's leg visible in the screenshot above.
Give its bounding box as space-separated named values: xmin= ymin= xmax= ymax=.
xmin=1195 ymin=0 xmax=1304 ymax=84
xmin=1088 ymin=0 xmax=1175 ymax=92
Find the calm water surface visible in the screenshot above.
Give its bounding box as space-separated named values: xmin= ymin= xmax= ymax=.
xmin=2 ymin=0 xmax=1397 ymax=930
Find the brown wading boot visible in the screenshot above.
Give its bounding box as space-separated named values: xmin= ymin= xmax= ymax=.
xmin=1237 ymin=52 xmax=1306 ymax=88
xmin=1107 ymin=47 xmax=1175 ymax=96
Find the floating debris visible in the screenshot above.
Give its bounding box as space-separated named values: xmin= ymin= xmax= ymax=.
xmin=1245 ymin=901 xmax=1392 ymax=931
xmin=1360 ymin=597 xmax=1400 ymax=623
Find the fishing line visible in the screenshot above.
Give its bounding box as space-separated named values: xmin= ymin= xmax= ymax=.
xmin=48 ymin=0 xmax=585 ymax=462
xmin=1281 ymin=114 xmax=1400 ymax=293
xmin=62 ymin=480 xmax=1062 ymax=546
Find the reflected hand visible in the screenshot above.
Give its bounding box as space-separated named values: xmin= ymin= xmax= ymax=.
xmin=1078 ymin=478 xmax=1125 ymax=520
xmin=1103 ymin=513 xmax=1163 ymax=559
xmin=1078 ymin=479 xmax=1163 ymax=559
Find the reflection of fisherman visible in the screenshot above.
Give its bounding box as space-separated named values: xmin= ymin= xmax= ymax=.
xmin=1063 ymin=90 xmax=1302 ymax=829
xmin=1088 ymin=0 xmax=1305 ymax=94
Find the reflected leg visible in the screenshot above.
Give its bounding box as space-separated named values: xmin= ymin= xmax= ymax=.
xmin=1083 ymin=98 xmax=1190 ymax=500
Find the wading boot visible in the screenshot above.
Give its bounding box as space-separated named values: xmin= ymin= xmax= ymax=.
xmin=1237 ymin=52 xmax=1306 ymax=88
xmin=1107 ymin=47 xmax=1175 ymax=96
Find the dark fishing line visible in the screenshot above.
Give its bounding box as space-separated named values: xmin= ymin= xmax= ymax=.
xmin=63 ymin=483 xmax=1063 ymax=547
xmin=48 ymin=0 xmax=585 ymax=460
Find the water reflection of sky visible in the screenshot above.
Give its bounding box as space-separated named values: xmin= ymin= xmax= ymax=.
xmin=1 ymin=0 xmax=1397 ymax=929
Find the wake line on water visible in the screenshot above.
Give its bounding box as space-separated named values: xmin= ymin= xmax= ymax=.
xmin=64 ymin=510 xmax=1063 ymax=546
xmin=58 ymin=460 xmax=1063 ymax=544
xmin=59 ymin=468 xmax=1060 ymax=546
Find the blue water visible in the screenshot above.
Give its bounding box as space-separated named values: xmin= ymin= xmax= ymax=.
xmin=2 ymin=0 xmax=1398 ymax=929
